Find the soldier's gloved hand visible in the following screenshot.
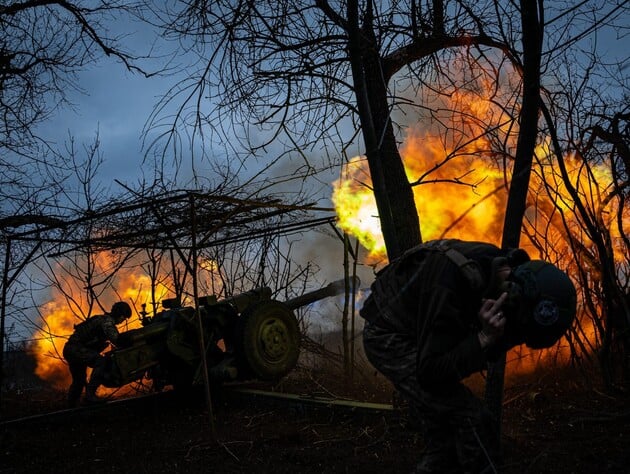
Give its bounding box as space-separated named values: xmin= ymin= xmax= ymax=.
xmin=478 ymin=292 xmax=508 ymax=349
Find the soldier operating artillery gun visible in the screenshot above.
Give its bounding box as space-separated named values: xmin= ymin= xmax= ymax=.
xmin=95 ymin=278 xmax=358 ymax=395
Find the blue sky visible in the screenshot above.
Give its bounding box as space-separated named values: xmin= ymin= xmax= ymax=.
xmin=38 ymin=61 xmax=169 ymax=183
xmin=33 ymin=9 xmax=628 ymax=196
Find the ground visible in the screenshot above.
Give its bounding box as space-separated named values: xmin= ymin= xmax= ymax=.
xmin=1 ymin=363 xmax=629 ymax=474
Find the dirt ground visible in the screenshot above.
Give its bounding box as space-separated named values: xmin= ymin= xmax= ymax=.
xmin=1 ymin=363 xmax=629 ymax=474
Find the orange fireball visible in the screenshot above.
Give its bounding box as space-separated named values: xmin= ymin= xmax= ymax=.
xmin=30 ymin=252 xmax=222 ymax=391
xmin=332 ymin=82 xmax=618 ymax=377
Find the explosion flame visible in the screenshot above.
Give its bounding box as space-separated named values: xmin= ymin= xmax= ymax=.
xmin=30 ymin=253 xmax=217 ymax=391
xmin=332 ymin=85 xmax=624 ymax=376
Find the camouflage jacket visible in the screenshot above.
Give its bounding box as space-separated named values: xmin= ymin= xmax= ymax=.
xmin=360 ymin=239 xmax=524 ymax=390
xmin=67 ymin=314 xmax=120 ymax=352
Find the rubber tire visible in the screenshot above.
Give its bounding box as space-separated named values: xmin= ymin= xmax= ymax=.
xmin=237 ymin=300 xmax=300 ymax=381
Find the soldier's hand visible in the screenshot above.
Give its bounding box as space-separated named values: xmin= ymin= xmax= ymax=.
xmin=478 ymin=292 xmax=508 ymax=349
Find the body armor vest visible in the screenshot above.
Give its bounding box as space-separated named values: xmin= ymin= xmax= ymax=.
xmin=371 ymin=239 xmax=487 ymax=303
xmin=69 ymin=315 xmax=110 ymax=352
xmin=363 ymin=239 xmax=506 ymax=327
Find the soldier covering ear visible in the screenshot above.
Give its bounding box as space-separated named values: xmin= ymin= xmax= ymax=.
xmin=360 ymin=239 xmax=576 ymax=473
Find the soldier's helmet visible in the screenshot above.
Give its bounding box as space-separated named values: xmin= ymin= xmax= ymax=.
xmin=110 ymin=301 xmax=132 ymax=323
xmin=502 ymin=261 xmax=577 ymax=349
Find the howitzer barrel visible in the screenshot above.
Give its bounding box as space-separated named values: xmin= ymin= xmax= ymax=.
xmin=217 ymin=287 xmax=273 ymax=313
xmin=283 ymin=277 xmax=360 ymax=311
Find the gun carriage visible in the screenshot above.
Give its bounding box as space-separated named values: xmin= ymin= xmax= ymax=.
xmin=101 ymin=278 xmax=356 ymax=391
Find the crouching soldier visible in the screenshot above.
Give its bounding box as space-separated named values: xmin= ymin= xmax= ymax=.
xmin=360 ymin=239 xmax=576 ymax=473
xmin=63 ymin=301 xmax=132 ymax=407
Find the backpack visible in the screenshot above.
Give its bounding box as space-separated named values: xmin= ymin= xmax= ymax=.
xmin=420 ymin=240 xmax=486 ymax=292
xmin=365 ymin=239 xmax=487 ymax=322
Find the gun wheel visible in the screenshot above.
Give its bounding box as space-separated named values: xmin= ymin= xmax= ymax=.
xmin=237 ymin=300 xmax=300 ymax=380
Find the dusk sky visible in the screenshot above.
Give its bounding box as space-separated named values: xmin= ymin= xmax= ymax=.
xmin=15 ymin=7 xmax=628 ymax=338
xmin=33 ymin=13 xmax=628 ymax=198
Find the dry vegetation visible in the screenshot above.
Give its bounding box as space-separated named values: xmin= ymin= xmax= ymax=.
xmin=1 ymin=352 xmax=629 ymax=474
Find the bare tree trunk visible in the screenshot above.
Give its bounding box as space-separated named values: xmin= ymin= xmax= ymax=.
xmin=189 ymin=196 xmax=216 ymax=438
xmin=347 ymin=0 xmax=421 ymax=261
xmin=350 ymin=237 xmax=359 ymax=381
xmin=0 ymin=240 xmax=11 ymax=407
xmin=342 ymin=233 xmax=351 ymax=378
xmin=485 ymin=0 xmax=543 ymax=451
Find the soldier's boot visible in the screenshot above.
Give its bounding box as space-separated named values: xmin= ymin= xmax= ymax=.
xmin=414 ymin=422 xmax=461 ymax=474
xmin=414 ymin=440 xmax=460 ymax=474
xmin=455 ymin=418 xmax=501 ymax=474
xmin=67 ymin=382 xmax=84 ymax=408
xmin=85 ymin=359 xmax=107 ymax=404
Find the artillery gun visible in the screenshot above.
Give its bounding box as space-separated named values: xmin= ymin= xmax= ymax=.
xmin=101 ymin=278 xmax=358 ymax=391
